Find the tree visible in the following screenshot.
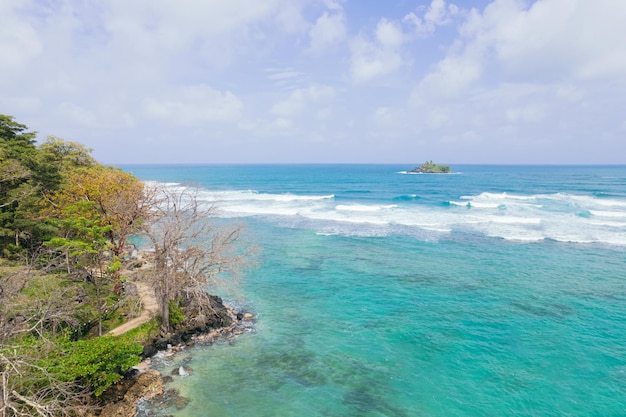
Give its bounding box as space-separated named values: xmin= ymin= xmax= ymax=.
xmin=0 ymin=118 xmax=95 ymax=256
xmin=47 ymin=166 xmax=151 ymax=258
xmin=0 ymin=115 xmax=148 ymax=413
xmin=0 ymin=115 xmax=37 ymax=161
xmin=1 ymin=250 xmax=141 ymax=416
xmin=33 ymin=137 xmax=96 ymax=194
xmin=144 ymin=185 xmax=251 ymax=333
xmin=45 ymin=207 xmax=117 ymax=336
xmin=0 ymin=115 xmax=38 ymax=252
xmin=0 ymin=263 xmax=94 ymax=417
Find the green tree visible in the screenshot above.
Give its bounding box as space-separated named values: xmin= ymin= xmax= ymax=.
xmin=45 ymin=201 xmax=117 ymax=336
xmin=47 ymin=166 xmax=151 ymax=258
xmin=0 ymin=114 xmax=39 ymax=252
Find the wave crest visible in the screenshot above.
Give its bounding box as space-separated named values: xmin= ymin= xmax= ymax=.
xmin=150 ymin=182 xmax=626 ymax=246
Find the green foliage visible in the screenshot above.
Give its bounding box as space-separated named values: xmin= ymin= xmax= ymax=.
xmin=0 ymin=114 xmax=37 ymax=160
xmin=169 ymin=298 xmax=186 ymax=327
xmin=43 ymin=336 xmax=142 ymax=396
xmin=0 ymin=114 xmax=157 ymax=407
xmin=3 ymin=334 xmax=142 ymax=399
xmin=412 ymin=160 xmax=452 ymax=173
xmin=119 ymin=318 xmax=161 ymax=345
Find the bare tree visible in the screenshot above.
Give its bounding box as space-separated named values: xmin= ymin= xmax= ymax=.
xmin=1 ymin=348 xmax=92 ymax=417
xmin=0 ymin=261 xmax=94 ymax=417
xmin=143 ymin=185 xmax=251 ymax=333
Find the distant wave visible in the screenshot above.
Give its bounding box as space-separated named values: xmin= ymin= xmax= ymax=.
xmin=336 ymin=204 xmax=397 ymax=212
xmin=394 ymin=194 xmax=420 ymax=202
xmin=151 ymin=181 xmax=626 ymax=246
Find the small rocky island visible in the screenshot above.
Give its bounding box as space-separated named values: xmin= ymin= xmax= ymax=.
xmin=410 ymin=161 xmax=452 ymax=174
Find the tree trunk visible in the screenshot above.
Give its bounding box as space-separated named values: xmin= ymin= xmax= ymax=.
xmin=160 ymin=294 xmax=169 ymax=333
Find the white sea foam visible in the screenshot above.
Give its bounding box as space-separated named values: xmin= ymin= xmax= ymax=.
xmin=589 ymin=210 xmax=626 ymax=218
xmin=468 ymin=202 xmax=503 ymax=209
xmin=489 ymin=216 xmax=542 ymax=225
xmin=336 ymin=204 xmax=397 ymax=212
xmin=150 ymin=181 xmax=626 ymax=246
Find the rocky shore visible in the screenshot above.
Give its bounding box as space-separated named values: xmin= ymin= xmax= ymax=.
xmin=96 ymin=299 xmax=255 ymax=417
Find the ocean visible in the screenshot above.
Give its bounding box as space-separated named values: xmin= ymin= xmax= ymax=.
xmin=119 ymin=164 xmax=626 ymax=417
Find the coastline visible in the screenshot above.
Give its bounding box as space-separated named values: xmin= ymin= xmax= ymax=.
xmin=98 ymin=303 xmax=255 ymax=417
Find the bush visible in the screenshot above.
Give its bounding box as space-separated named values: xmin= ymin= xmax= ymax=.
xmin=169 ymin=298 xmax=185 ymax=328
xmin=41 ymin=335 xmax=142 ymax=396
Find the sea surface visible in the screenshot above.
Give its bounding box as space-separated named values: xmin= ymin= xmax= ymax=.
xmin=119 ymin=164 xmax=626 ymax=417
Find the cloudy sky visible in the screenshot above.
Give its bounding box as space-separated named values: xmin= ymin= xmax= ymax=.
xmin=2 ymin=0 xmax=625 ymax=164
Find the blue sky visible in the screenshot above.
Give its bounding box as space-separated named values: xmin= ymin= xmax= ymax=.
xmin=1 ymin=0 xmax=625 ymax=164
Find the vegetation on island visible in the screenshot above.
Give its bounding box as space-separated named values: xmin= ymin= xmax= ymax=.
xmin=0 ymin=114 xmax=249 ymax=415
xmin=410 ymin=161 xmax=452 ymax=173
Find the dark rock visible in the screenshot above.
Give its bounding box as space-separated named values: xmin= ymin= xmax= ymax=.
xmin=153 ymin=338 xmax=170 ymax=351
xmin=142 ymin=344 xmax=158 ymax=358
xmin=168 ymin=332 xmax=182 ymax=346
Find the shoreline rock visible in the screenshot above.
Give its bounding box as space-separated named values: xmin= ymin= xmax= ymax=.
xmin=97 ymin=302 xmax=255 ymax=417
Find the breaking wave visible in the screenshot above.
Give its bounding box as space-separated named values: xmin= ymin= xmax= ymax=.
xmin=154 ymin=183 xmax=626 ymax=246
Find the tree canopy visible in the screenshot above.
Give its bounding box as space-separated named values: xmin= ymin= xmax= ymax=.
xmin=0 ymin=114 xmax=148 ymax=414
xmin=0 ymin=114 xmax=250 ymax=415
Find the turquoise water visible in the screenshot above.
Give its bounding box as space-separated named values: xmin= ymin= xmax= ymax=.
xmin=122 ymin=165 xmax=626 ymax=416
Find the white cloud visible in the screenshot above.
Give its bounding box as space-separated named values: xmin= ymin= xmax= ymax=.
xmin=350 ymin=18 xmax=406 ymax=83
xmin=142 ymin=84 xmax=243 ymax=125
xmin=323 ymin=0 xmax=344 ymax=11
xmin=505 ymin=104 xmax=546 ymax=123
xmin=411 ymin=51 xmax=483 ymax=103
xmin=375 ymin=18 xmax=404 ymax=48
xmin=309 ymin=11 xmax=346 ymax=51
xmin=460 ymin=0 xmax=626 ymax=82
xmin=426 ymin=108 xmax=449 ymax=129
xmin=2 ymin=0 xmax=625 ymax=163
xmin=412 ymin=0 xmax=626 ymax=104
xmin=271 ymin=85 xmax=335 ymax=117
xmin=403 ymin=0 xmax=460 ymax=36
xmin=57 ymin=102 xmax=98 ymax=128
xmin=0 ymin=1 xmax=42 ymax=72
xmin=267 ymin=71 xmax=302 ymax=81
xmin=373 ymin=107 xmax=393 ymax=126
xmin=270 ymin=117 xmax=293 ymax=131
xmin=104 ymin=0 xmax=281 ymax=45
xmin=0 ymin=96 xmax=41 ymax=113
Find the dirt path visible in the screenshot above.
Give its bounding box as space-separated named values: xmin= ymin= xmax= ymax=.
xmin=109 ymin=282 xmax=159 ymax=336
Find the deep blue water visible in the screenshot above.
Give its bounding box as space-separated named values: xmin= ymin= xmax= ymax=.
xmin=120 ymin=164 xmax=626 ymax=417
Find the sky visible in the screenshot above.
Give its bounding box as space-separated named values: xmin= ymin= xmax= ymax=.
xmin=1 ymin=0 xmax=625 ymax=164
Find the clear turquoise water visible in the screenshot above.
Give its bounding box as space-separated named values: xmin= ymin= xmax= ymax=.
xmin=122 ymin=165 xmax=626 ymax=417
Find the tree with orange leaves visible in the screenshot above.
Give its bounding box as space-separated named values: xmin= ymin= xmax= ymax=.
xmin=48 ymin=165 xmax=153 ymax=258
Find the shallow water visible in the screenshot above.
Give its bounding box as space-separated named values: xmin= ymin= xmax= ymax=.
xmin=124 ymin=165 xmax=626 ymax=416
